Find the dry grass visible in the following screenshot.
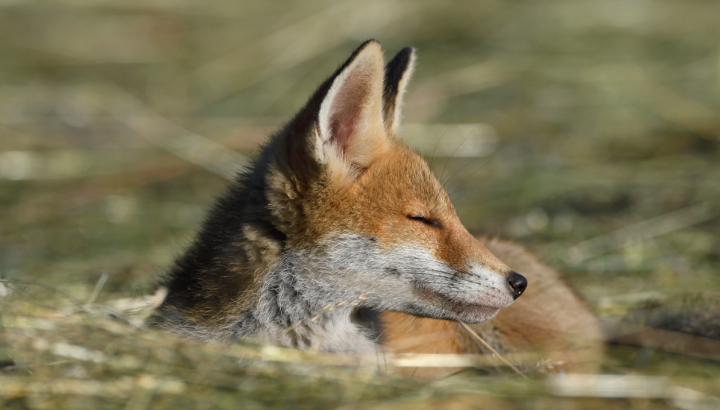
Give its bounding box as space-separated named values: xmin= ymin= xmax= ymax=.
xmin=1 ymin=0 xmax=720 ymax=408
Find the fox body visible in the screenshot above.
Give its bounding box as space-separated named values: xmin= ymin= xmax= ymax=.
xmin=159 ymin=41 xmax=603 ymax=370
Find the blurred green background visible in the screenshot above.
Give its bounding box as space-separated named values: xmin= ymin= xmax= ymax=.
xmin=1 ymin=0 xmax=719 ymax=408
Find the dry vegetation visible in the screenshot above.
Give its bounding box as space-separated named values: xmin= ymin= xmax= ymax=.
xmin=1 ymin=0 xmax=719 ymax=408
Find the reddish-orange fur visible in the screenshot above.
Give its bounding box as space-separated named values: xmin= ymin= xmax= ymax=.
xmin=159 ymin=41 xmax=604 ymax=373
xmin=381 ymin=237 xmax=604 ymax=376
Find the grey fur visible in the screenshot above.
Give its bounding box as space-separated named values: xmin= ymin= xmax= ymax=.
xmin=157 ymin=42 xmax=519 ymax=353
xmin=206 ymin=234 xmax=512 ymax=352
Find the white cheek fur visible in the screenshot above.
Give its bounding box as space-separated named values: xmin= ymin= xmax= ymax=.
xmin=294 ymin=234 xmax=515 ymax=311
xmin=164 ymin=233 xmax=515 ymax=350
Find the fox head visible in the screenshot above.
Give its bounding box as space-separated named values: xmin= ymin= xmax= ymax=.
xmin=261 ymin=40 xmax=526 ymax=325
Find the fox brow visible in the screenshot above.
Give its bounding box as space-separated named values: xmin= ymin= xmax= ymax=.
xmin=400 ymin=156 xmax=450 ymax=214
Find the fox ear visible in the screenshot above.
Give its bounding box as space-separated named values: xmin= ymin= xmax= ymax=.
xmin=311 ymin=40 xmax=388 ymax=182
xmin=382 ymin=46 xmax=416 ymax=136
xmin=276 ymin=41 xmax=387 ymax=187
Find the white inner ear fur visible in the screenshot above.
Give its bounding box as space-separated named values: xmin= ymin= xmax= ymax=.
xmin=315 ymin=43 xmax=387 ymax=183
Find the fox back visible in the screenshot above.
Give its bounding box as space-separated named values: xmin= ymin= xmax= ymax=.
xmin=158 ymin=41 xmax=602 ymax=370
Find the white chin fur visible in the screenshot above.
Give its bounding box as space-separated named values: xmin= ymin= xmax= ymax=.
xmin=308 ymin=234 xmax=516 ymax=317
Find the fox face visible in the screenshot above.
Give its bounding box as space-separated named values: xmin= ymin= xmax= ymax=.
xmin=161 ymin=41 xmax=527 ymax=349
xmin=262 ymin=41 xmax=527 ymax=326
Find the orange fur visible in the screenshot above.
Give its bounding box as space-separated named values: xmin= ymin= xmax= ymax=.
xmin=159 ymin=42 xmax=604 ymax=375
xmin=382 ymin=237 xmax=604 ymax=377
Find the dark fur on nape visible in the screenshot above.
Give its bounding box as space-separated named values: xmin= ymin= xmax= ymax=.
xmin=155 ymin=41 xmax=524 ymax=355
xmin=157 ymin=150 xmax=286 ymax=338
xmin=156 ymin=40 xmax=404 ymax=346
xmin=159 ymin=41 xmax=377 ymax=310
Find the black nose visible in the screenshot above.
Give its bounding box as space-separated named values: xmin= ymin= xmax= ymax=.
xmin=507 ymin=271 xmax=527 ymax=299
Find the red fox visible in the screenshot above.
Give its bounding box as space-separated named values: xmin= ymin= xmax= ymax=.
xmin=158 ymin=40 xmax=604 ymax=374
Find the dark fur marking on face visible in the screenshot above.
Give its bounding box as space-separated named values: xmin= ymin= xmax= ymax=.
xmin=385 ymin=267 xmax=401 ymax=276
xmin=352 ymin=307 xmax=384 ymax=341
xmin=407 ymin=215 xmax=442 ymax=228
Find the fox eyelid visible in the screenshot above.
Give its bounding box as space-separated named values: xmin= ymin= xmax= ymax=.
xmin=407 ymin=215 xmax=441 ymax=228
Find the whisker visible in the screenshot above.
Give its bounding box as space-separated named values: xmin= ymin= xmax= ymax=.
xmin=448 ymin=157 xmax=493 ymax=194
xmin=427 ymin=125 xmax=449 ymax=172
xmin=413 ymin=269 xmax=489 ymax=288
xmin=448 ymin=186 xmax=484 ymax=202
xmin=439 ymin=128 xmax=475 ymax=187
xmin=427 ymin=129 xmax=474 ymax=213
xmin=428 ymin=128 xmax=479 ymax=214
xmin=440 ymin=157 xmax=475 ymax=191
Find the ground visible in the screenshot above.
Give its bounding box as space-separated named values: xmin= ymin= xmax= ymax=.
xmin=1 ymin=1 xmax=719 ymax=408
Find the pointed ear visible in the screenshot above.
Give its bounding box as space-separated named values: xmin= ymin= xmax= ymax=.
xmin=382 ymin=46 xmax=416 ymax=136
xmin=273 ymin=41 xmax=388 ymax=188
xmin=313 ymin=40 xmax=388 ymax=183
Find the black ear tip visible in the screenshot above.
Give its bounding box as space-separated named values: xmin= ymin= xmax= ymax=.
xmin=359 ymin=39 xmax=382 ymax=50
xmin=397 ymin=46 xmax=415 ymax=60
xmin=345 ymin=40 xmax=383 ymax=62
xmin=387 ymin=46 xmax=415 ymax=71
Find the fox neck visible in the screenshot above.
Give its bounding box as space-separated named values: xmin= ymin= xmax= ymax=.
xmin=253 ymin=255 xmax=380 ymax=354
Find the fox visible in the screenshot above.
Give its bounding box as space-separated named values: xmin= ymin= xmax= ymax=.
xmin=157 ymin=40 xmax=604 ymax=375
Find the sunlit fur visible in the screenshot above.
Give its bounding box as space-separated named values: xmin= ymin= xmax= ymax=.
xmin=382 ymin=237 xmax=605 ymax=376
xmin=157 ymin=41 xmax=603 ymax=372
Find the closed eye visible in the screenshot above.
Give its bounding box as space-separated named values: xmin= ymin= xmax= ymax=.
xmin=407 ymin=215 xmax=442 ymax=228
